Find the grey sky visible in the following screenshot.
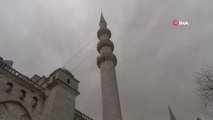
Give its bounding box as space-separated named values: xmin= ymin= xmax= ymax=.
xmin=0 ymin=0 xmax=213 ymax=120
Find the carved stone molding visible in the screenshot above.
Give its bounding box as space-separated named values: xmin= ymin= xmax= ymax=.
xmin=97 ymin=39 xmax=114 ymax=53
xmin=97 ymin=53 xmax=117 ymax=68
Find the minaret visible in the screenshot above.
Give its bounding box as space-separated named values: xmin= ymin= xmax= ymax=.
xmin=97 ymin=13 xmax=122 ymax=120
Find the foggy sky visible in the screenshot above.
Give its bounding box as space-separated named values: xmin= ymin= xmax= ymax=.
xmin=0 ymin=0 xmax=213 ymax=120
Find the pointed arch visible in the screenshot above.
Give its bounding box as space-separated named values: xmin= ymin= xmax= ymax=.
xmin=0 ymin=101 xmax=31 ymax=120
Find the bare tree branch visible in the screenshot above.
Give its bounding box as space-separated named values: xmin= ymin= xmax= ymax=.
xmin=196 ymin=66 xmax=213 ymax=106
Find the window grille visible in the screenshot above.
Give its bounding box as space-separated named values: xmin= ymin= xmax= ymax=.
xmin=0 ymin=104 xmax=7 ymax=120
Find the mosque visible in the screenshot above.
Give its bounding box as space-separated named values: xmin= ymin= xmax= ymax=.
xmin=0 ymin=14 xmax=205 ymax=120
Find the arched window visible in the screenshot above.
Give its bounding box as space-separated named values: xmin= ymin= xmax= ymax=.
xmin=0 ymin=101 xmax=31 ymax=120
xmin=67 ymin=79 xmax=70 ymax=84
xmin=20 ymin=89 xmax=26 ymax=100
xmin=0 ymin=103 xmax=7 ymax=120
xmin=5 ymin=82 xmax=13 ymax=93
xmin=32 ymin=96 xmax=38 ymax=108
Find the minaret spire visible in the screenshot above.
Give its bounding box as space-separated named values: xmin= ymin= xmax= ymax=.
xmin=100 ymin=12 xmax=106 ymax=23
xmin=97 ymin=14 xmax=122 ymax=120
xmin=99 ymin=12 xmax=107 ymax=28
xmin=168 ymin=105 xmax=176 ymax=120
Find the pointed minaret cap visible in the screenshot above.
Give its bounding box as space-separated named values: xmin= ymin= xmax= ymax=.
xmin=100 ymin=12 xmax=106 ymax=23
xmin=168 ymin=105 xmax=176 ymax=120
xmin=97 ymin=12 xmax=111 ymax=39
xmin=99 ymin=12 xmax=107 ymax=27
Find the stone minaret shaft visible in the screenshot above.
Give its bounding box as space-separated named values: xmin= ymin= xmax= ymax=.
xmin=97 ymin=13 xmax=122 ymax=120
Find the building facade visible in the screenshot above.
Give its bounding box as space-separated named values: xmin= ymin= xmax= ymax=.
xmin=0 ymin=57 xmax=93 ymax=120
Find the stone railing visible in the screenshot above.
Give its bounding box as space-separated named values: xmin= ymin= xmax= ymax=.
xmin=75 ymin=109 xmax=93 ymax=120
xmin=0 ymin=61 xmax=45 ymax=94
